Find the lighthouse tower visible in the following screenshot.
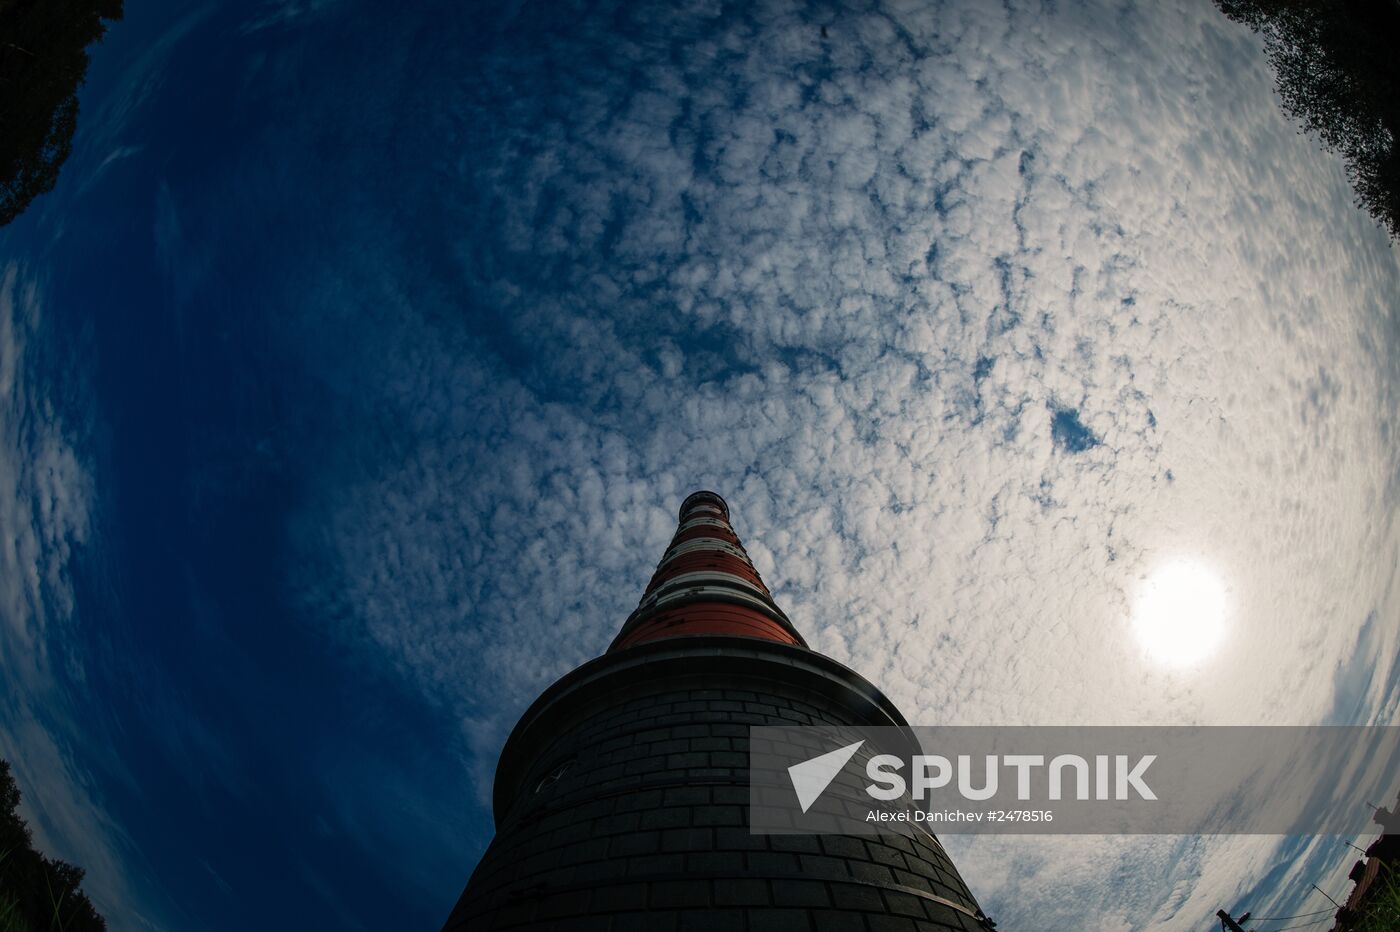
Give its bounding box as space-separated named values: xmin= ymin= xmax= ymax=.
xmin=443 ymin=491 xmax=989 ymax=930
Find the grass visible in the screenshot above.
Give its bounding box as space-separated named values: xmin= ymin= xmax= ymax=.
xmin=1357 ymin=862 xmax=1400 ymax=931
xmin=0 ymin=849 xmax=28 ymax=932
xmin=0 ymin=844 xmax=77 ymax=932
xmin=0 ymin=889 xmax=30 ymax=932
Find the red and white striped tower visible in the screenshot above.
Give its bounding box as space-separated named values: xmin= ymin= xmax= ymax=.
xmin=443 ymin=490 xmax=990 ymax=931
xmin=610 ymin=490 xmax=804 ymax=651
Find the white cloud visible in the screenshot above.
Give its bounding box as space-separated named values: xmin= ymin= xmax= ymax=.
xmin=0 ymin=265 xmax=157 ymax=931
xmin=281 ymin=0 xmax=1400 ymax=926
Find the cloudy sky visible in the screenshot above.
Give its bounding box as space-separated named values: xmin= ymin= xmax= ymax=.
xmin=1 ymin=0 xmax=1397 ymax=928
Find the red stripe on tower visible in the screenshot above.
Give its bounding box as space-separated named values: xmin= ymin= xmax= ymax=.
xmin=608 ymin=490 xmax=806 ymax=652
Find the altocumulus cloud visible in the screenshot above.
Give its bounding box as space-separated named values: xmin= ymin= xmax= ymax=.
xmin=0 ymin=266 xmax=153 ymax=927
xmin=279 ymin=0 xmax=1400 ymax=927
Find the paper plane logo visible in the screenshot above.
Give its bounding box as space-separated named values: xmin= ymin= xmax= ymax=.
xmin=787 ymin=740 xmax=864 ymax=813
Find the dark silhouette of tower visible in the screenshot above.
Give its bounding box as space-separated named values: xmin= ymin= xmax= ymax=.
xmin=443 ymin=490 xmax=990 ymax=930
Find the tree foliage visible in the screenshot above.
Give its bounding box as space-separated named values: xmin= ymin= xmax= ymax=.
xmin=1217 ymin=0 xmax=1400 ymax=239
xmin=0 ymin=760 xmax=106 ymax=932
xmin=0 ymin=0 xmax=123 ymax=227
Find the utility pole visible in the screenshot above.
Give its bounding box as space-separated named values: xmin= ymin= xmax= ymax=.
xmin=1373 ymin=800 xmax=1400 ymax=834
xmin=1216 ymin=909 xmax=1251 ymax=931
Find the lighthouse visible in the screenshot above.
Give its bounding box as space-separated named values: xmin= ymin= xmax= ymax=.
xmin=443 ymin=491 xmax=990 ymax=930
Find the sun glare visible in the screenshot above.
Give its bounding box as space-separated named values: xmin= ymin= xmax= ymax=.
xmin=1132 ymin=560 xmax=1229 ymax=667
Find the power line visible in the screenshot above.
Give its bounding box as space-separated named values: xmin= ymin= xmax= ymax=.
xmin=1217 ymin=876 xmax=1347 ymax=929
xmin=1247 ymin=906 xmax=1334 ymax=920
xmin=1255 ymin=917 xmax=1332 ymax=931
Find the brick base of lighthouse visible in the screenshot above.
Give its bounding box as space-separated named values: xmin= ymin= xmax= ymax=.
xmin=443 ymin=637 xmax=987 ymax=931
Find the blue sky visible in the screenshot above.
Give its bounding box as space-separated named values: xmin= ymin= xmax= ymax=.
xmin=1 ymin=0 xmax=1398 ymax=929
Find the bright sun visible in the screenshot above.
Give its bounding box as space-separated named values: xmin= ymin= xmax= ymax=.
xmin=1132 ymin=560 xmax=1229 ymax=667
